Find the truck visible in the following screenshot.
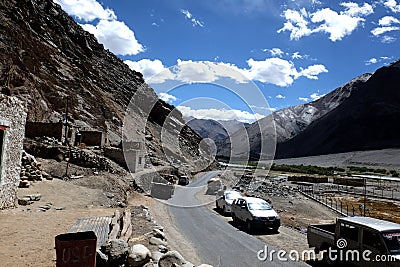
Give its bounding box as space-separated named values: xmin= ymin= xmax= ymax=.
xmin=308 ymin=216 xmax=400 ymax=266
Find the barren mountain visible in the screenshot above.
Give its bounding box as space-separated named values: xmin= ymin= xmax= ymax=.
xmin=0 ymin=0 xmax=211 ymax=170
xmin=217 ymin=72 xmax=372 ymax=160
xmin=275 ymin=61 xmax=400 ymax=158
xmin=185 ymin=118 xmax=248 ymax=140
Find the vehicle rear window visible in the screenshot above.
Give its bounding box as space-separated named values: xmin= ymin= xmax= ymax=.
xmin=225 ymin=192 xmax=241 ymax=200
xmin=382 ymin=232 xmax=400 ymax=255
xmin=340 ymin=223 xmax=359 ymax=242
xmin=248 ymin=201 xmax=271 ymax=210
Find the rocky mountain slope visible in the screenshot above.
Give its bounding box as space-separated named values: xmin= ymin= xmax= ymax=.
xmin=185 ymin=118 xmax=248 ymax=141
xmin=217 ymin=72 xmax=372 ymax=160
xmin=0 ymin=0 xmax=211 ymax=170
xmin=275 ymin=61 xmax=400 ymax=158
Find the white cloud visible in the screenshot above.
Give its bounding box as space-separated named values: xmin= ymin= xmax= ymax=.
xmin=298 ymin=92 xmax=325 ymax=102
xmin=53 ymin=0 xmax=116 ymax=22
xmin=371 ymin=15 xmax=400 ymax=37
xmin=174 ymin=60 xmax=248 ymax=83
xmin=371 ymin=26 xmax=400 ymax=36
xmin=124 ymin=59 xmax=174 ymax=83
xmin=299 ymin=64 xmax=328 ymax=79
xmin=81 ymin=20 xmax=144 ymax=55
xmin=54 ymin=0 xmax=144 ymax=56
xmin=340 ymin=2 xmax=374 ymax=17
xmin=269 ymin=48 xmax=285 ymax=57
xmin=276 ymin=94 xmax=286 ymax=99
xmin=310 ymin=92 xmax=325 ymax=101
xmin=250 ymin=105 xmax=277 ymax=112
xmin=365 ymin=57 xmax=378 ymax=65
xmin=384 ymin=0 xmax=400 ymax=13
xmin=278 ymin=3 xmax=374 ymax=41
xmin=365 ymin=56 xmax=393 ymax=65
xmin=381 ymin=35 xmax=397 ymax=43
xmin=244 ymin=58 xmax=297 ymax=86
xmin=181 ymin=9 xmax=204 ymax=27
xmin=177 ymin=105 xmax=265 ymax=123
xmin=126 ymin=58 xmax=328 ymax=86
xmin=277 ymin=8 xmax=313 ymax=40
xmin=379 ymin=16 xmax=400 ymax=26
xmin=292 ymin=52 xmax=303 ymax=59
xmin=159 ymin=92 xmax=177 ymax=103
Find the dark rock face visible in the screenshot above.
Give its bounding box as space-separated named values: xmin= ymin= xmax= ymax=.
xmin=0 ymin=0 xmax=210 ymax=169
xmin=217 ymin=73 xmax=371 ymax=160
xmin=275 ymin=64 xmax=400 ymax=158
xmin=0 ymin=0 xmax=144 ymax=133
xmin=186 ymin=119 xmax=229 ymax=141
xmin=218 ymin=61 xmax=400 ymax=160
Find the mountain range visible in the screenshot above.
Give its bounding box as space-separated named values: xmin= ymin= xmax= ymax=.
xmin=192 ymin=62 xmax=400 ymax=160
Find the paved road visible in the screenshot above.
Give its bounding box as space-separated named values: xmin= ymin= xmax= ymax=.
xmin=167 ymin=171 xmax=309 ymax=267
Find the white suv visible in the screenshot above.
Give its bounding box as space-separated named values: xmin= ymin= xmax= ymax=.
xmin=216 ymin=190 xmax=242 ymax=215
xmin=231 ymin=197 xmax=280 ymax=233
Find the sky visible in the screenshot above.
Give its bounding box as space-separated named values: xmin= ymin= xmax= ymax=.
xmin=53 ymin=0 xmax=400 ymax=123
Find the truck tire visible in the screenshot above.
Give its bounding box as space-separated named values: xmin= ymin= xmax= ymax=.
xmin=271 ymin=225 xmax=279 ymax=233
xmin=321 ymin=245 xmax=336 ymax=266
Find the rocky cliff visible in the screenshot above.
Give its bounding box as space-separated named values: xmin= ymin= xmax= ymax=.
xmin=217 ymin=72 xmax=372 ymax=160
xmin=0 ymin=0 xmax=211 ymax=171
xmin=275 ymin=61 xmax=400 ymax=158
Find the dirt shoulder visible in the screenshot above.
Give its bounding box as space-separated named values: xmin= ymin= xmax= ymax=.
xmin=0 ymin=178 xmax=116 ymax=267
xmin=0 ymin=174 xmax=202 ymax=267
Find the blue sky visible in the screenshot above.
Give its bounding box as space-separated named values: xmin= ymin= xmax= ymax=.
xmin=54 ymin=0 xmax=400 ymax=122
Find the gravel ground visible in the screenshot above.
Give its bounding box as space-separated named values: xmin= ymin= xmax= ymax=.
xmin=271 ymin=148 xmax=400 ymax=169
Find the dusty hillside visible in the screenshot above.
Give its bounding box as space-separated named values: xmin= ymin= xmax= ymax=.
xmin=276 ymin=62 xmax=400 ymax=158
xmin=217 ymin=73 xmax=371 ymax=160
xmin=0 ymin=0 xmax=213 ymax=170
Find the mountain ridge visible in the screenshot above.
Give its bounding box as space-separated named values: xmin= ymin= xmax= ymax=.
xmin=0 ymin=0 xmax=211 ymax=170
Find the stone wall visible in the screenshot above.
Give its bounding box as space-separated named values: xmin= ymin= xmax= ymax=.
xmin=25 ymin=121 xmax=63 ymax=141
xmin=104 ymin=144 xmax=145 ymax=173
xmin=0 ymin=94 xmax=27 ymax=209
xmin=79 ymin=130 xmax=107 ymax=147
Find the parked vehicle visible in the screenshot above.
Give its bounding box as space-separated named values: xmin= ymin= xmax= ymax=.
xmin=159 ymin=173 xmax=178 ymax=184
xmin=216 ymin=189 xmax=242 ymax=215
xmin=308 ymin=216 xmax=400 ymax=266
xmin=178 ymin=175 xmax=189 ymax=186
xmin=206 ymin=177 xmax=221 ymax=195
xmin=231 ymin=197 xmax=280 ymax=233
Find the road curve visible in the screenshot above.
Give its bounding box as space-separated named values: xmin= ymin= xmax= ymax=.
xmin=167 ymin=171 xmax=309 ymax=267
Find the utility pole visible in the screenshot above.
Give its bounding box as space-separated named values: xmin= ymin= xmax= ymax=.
xmin=64 ymin=96 xmax=69 ymax=145
xmin=64 ymin=95 xmax=70 ymax=178
xmin=364 ymin=178 xmax=367 ymax=216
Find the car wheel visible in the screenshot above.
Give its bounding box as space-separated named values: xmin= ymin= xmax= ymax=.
xmin=272 ymin=226 xmax=279 ymax=233
xmin=246 ymin=220 xmax=253 ymax=233
xmin=232 ymin=214 xmax=238 ymax=224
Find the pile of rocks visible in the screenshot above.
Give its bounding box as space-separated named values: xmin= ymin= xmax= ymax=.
xmin=35 ymin=136 xmax=62 ymax=146
xmin=66 ymin=147 xmax=123 ymax=174
xmin=18 ymin=151 xmax=52 ymax=188
xmin=97 ymin=208 xmax=213 ymax=267
xmin=235 ymin=175 xmax=299 ymax=199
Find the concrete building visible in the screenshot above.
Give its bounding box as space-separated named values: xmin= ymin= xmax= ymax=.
xmin=0 ymin=94 xmax=27 ymax=209
xmin=104 ymin=141 xmax=144 ymax=172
